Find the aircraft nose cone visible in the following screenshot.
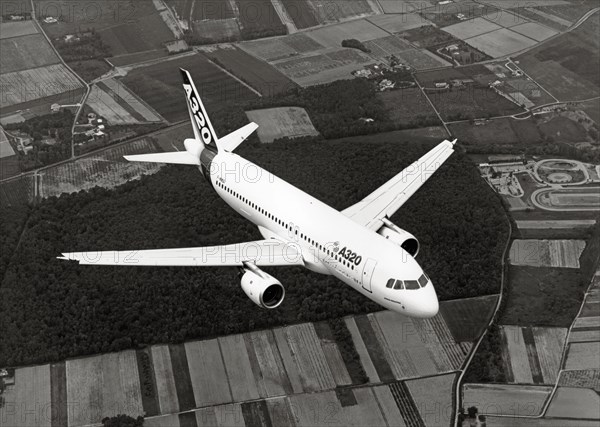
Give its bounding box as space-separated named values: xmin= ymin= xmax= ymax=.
xmin=413 ymin=281 xmax=439 ymax=318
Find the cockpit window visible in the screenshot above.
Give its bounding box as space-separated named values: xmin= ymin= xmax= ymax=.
xmin=405 ymin=280 xmax=420 ymax=290
xmin=386 ymin=279 xmax=395 ymax=289
xmin=418 ymin=274 xmax=428 ymax=287
xmin=393 ymin=280 xmax=404 ymax=290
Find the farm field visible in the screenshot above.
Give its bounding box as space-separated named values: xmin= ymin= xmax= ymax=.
xmin=565 ymin=341 xmax=600 ymax=370
xmin=500 ymin=325 xmax=567 ymax=384
xmin=426 ymin=86 xmax=523 ymax=121
xmin=367 ymin=13 xmax=430 ymax=33
xmin=559 ymin=369 xmax=600 ymax=391
xmin=239 ymin=33 xmax=324 ymax=62
xmin=406 ymin=374 xmax=456 ymax=426
xmin=192 ymin=18 xmax=240 ymax=42
xmin=235 ymin=0 xmax=286 ymax=39
xmin=218 ymin=335 xmax=261 ymax=401
xmin=108 ymin=49 xmax=169 ymax=67
xmin=87 ymin=80 xmax=163 ymax=125
xmin=39 ymin=138 xmax=163 ymax=198
xmin=363 ymin=35 xmax=413 ymax=60
xmin=463 ymin=28 xmax=538 ymax=58
xmin=245 ymin=107 xmax=319 ymax=142
xmin=509 ymin=239 xmax=586 ymax=268
xmin=66 ymin=351 xmax=144 ymax=426
xmin=201 ymin=45 xmax=297 ymax=96
xmin=185 ymin=339 xmax=233 ymax=406
xmin=0 ymin=64 xmax=83 ymax=110
xmin=501 ymin=266 xmax=585 ymax=327
xmin=511 ymin=22 xmax=559 ymax=42
xmin=273 ymin=49 xmax=375 ymax=86
xmin=449 ymin=118 xmax=542 ymax=145
xmin=378 ymin=87 xmax=440 ymax=128
xmin=304 ymin=19 xmax=388 ymax=49
xmin=443 ymin=17 xmax=502 ymax=40
xmin=379 ymin=0 xmax=434 ymax=14
xmin=0 ymin=33 xmax=60 ymax=74
xmin=546 ymin=387 xmax=600 ymax=419
xmin=121 ymin=54 xmax=258 ymax=123
xmin=282 ymin=0 xmax=380 ymax=28
xmin=0 ymin=20 xmax=38 ymax=39
xmin=0 ymin=175 xmax=34 ymax=206
xmin=36 ymin=0 xmax=175 ymax=54
xmin=0 ymin=365 xmax=51 ymax=427
xmin=517 ymin=10 xmax=600 ymax=101
xmin=486 ymin=416 xmax=600 ymax=427
xmin=151 ymin=345 xmax=180 ymax=415
xmin=354 ymin=308 xmax=470 ymax=380
xmin=439 ymin=295 xmax=498 ymax=342
xmin=462 ymin=383 xmax=552 ymax=416
xmin=398 ymin=48 xmax=451 ymax=69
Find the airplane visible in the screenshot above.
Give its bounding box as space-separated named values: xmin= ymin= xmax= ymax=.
xmin=60 ymin=69 xmax=456 ymax=318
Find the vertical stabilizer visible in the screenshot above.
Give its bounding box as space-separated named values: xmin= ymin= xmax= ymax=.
xmin=180 ymin=68 xmax=219 ymax=152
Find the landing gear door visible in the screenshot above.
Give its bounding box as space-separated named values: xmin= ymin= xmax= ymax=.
xmin=361 ymin=258 xmax=377 ymax=292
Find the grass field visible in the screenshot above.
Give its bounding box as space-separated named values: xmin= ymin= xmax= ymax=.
xmin=246 ymin=107 xmax=319 ymax=142
xmin=546 ymin=387 xmax=600 ymax=419
xmin=192 ymin=18 xmax=240 ymax=42
xmin=0 ymin=20 xmax=38 ymax=39
xmin=509 ymin=239 xmax=586 ymax=268
xmin=282 ymin=0 xmax=379 ymax=28
xmin=201 ymin=45 xmax=296 ymax=96
xmin=511 ymin=22 xmax=559 ymax=42
xmin=462 ymin=383 xmax=551 ymax=416
xmin=121 ymin=54 xmax=257 ymax=122
xmin=0 ymin=64 xmax=83 ymax=109
xmin=305 ymin=18 xmax=388 ymax=48
xmin=235 ymin=0 xmax=286 ymax=38
xmin=449 ymin=117 xmax=543 ymax=145
xmin=517 ymin=11 xmax=600 ymax=101
xmin=0 ymin=33 xmax=60 ymax=74
xmin=501 ymin=266 xmax=586 ymax=327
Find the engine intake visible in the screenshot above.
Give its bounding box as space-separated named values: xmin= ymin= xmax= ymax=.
xmin=240 ymin=264 xmax=285 ymax=309
xmin=378 ymin=219 xmax=420 ymax=258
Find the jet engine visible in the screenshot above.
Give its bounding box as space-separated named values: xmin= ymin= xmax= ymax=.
xmin=240 ymin=263 xmax=285 ymax=309
xmin=378 ymin=218 xmax=420 ymax=257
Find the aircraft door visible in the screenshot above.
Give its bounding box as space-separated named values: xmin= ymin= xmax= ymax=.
xmin=361 ymin=258 xmax=377 ymax=292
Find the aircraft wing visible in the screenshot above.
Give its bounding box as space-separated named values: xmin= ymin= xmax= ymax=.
xmin=342 ymin=139 xmax=456 ymax=231
xmin=59 ymin=240 xmax=305 ymax=267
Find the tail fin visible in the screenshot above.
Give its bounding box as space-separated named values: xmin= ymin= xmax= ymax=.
xmin=180 ymin=68 xmax=219 ymax=152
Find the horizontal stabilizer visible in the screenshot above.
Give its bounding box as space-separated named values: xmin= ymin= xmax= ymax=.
xmin=219 ymin=122 xmax=258 ymax=152
xmin=124 ymin=151 xmax=200 ymax=165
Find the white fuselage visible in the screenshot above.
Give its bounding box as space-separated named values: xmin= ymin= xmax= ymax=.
xmin=207 ymin=151 xmax=439 ymax=318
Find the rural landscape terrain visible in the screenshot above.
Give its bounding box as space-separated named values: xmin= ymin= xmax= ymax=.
xmin=1 ymin=0 xmax=599 ymax=426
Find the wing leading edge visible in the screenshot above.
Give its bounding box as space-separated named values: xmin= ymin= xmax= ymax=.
xmin=60 ymin=240 xmax=305 ymax=267
xmin=342 ymin=139 xmax=456 ymax=230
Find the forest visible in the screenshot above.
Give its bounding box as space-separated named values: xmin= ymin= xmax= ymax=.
xmin=0 ymin=138 xmax=508 ymax=366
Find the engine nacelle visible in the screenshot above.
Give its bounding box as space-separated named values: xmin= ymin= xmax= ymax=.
xmin=240 ymin=264 xmax=285 ymax=309
xmin=378 ymin=219 xmax=420 ymax=258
